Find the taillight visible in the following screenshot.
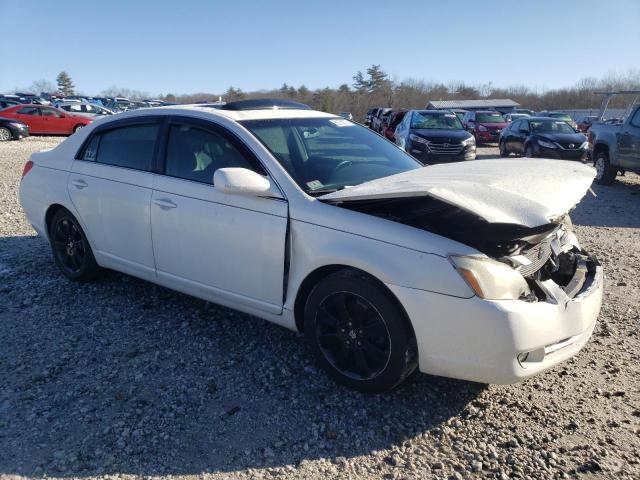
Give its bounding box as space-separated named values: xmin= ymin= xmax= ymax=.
xmin=22 ymin=160 xmax=34 ymax=178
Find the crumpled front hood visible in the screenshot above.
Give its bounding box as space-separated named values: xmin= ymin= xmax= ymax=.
xmin=320 ymin=159 xmax=595 ymax=228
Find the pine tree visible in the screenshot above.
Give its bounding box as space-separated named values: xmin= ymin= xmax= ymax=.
xmin=56 ymin=71 xmax=75 ymax=96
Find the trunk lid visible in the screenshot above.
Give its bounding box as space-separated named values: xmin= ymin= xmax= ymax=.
xmin=320 ymin=159 xmax=595 ymax=228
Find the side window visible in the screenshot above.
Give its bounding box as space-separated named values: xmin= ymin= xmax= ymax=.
xmin=41 ymin=108 xmax=62 ymax=117
xmin=511 ymin=120 xmax=521 ymax=131
xmin=165 ymin=123 xmax=260 ymax=184
xmin=17 ymin=107 xmax=41 ymax=115
xmin=69 ymin=104 xmax=82 ymax=112
xmin=95 ymin=124 xmax=159 ymax=171
xmin=81 ymin=135 xmax=100 ymax=161
xmin=630 ymin=108 xmax=640 ymax=128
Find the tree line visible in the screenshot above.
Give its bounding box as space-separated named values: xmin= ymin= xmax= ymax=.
xmin=22 ymin=66 xmax=640 ymax=120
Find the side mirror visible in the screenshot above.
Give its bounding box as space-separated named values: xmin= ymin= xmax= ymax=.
xmin=214 ymin=168 xmax=277 ymax=197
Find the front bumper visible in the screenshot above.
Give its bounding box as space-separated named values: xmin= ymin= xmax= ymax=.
xmin=10 ymin=124 xmax=30 ymax=139
xmin=475 ymin=130 xmax=502 ymax=143
xmin=409 ymin=145 xmax=476 ymax=164
xmin=537 ymin=145 xmax=588 ymax=161
xmin=387 ymin=264 xmax=603 ymax=384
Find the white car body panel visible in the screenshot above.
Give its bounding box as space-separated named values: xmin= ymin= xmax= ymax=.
xmin=18 ymin=105 xmax=604 ymax=385
xmin=320 ymin=159 xmax=596 ymax=227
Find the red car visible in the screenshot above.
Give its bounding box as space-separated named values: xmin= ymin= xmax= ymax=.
xmin=0 ymin=105 xmax=92 ymax=135
xmin=462 ymin=110 xmax=508 ymax=144
xmin=382 ymin=110 xmax=407 ymax=142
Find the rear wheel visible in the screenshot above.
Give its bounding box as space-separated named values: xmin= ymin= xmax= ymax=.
xmin=499 ymin=140 xmax=509 ymax=157
xmin=594 ymin=151 xmax=616 ymax=185
xmin=73 ymin=124 xmax=85 ymax=133
xmin=0 ymin=127 xmax=11 ymax=141
xmin=304 ymin=270 xmax=417 ymax=393
xmin=49 ymin=209 xmax=100 ymax=281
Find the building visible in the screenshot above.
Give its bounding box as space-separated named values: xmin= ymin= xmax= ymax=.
xmin=426 ymin=99 xmax=520 ymax=114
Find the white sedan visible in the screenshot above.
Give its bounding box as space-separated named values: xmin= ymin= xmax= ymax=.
xmin=18 ymin=99 xmax=603 ymax=392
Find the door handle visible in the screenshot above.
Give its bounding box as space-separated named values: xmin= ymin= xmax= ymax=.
xmin=71 ymin=179 xmax=88 ymax=189
xmin=154 ymin=198 xmax=177 ymax=210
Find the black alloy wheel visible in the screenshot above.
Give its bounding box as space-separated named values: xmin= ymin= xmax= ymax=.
xmin=314 ymin=291 xmax=391 ymax=381
xmin=49 ymin=209 xmax=100 ymax=281
xmin=304 ymin=270 xmax=417 ymax=392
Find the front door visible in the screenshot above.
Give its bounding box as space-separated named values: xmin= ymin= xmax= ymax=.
xmin=151 ymin=119 xmax=288 ymax=314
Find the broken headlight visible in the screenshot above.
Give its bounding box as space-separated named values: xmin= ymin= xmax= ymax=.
xmin=449 ymin=255 xmax=531 ymax=300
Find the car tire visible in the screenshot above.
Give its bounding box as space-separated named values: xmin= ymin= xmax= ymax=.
xmin=48 ymin=208 xmax=100 ymax=282
xmin=0 ymin=127 xmax=12 ymax=141
xmin=304 ymin=269 xmax=417 ymax=393
xmin=525 ymin=144 xmax=535 ymax=158
xmin=73 ymin=124 xmax=85 ymax=133
xmin=499 ymin=140 xmax=509 ymax=157
xmin=594 ymin=151 xmax=616 ymax=185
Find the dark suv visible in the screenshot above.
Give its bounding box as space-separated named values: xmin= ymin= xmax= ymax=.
xmin=394 ymin=110 xmax=476 ymax=164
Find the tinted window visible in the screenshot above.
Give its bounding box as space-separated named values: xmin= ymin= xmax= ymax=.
xmin=630 ymin=109 xmax=640 ymax=128
xmin=82 ymin=135 xmax=100 ymax=161
xmin=95 ymin=124 xmax=159 ymax=171
xmin=17 ymin=107 xmax=41 ymax=115
xmin=41 ymin=108 xmax=62 ymax=117
xmin=165 ymin=124 xmax=258 ymax=184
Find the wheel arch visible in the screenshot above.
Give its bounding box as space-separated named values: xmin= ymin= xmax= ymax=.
xmin=592 ymin=142 xmax=610 ymax=161
xmin=293 ymin=264 xmax=416 ymax=342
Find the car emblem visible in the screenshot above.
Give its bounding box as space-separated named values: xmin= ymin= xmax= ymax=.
xmin=569 ymin=143 xmax=575 ymax=148
xmin=444 ymin=143 xmax=449 ymax=148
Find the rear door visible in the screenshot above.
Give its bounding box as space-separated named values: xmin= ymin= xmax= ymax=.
xmin=617 ymin=108 xmax=640 ymax=169
xmin=15 ymin=106 xmax=44 ymax=133
xmin=150 ymin=117 xmax=288 ymax=314
xmin=68 ymin=118 xmax=160 ymax=280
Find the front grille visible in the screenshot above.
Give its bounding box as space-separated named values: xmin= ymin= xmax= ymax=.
xmin=518 ymin=237 xmax=553 ymax=277
xmin=558 ymin=141 xmax=582 ymax=150
xmin=426 ymin=140 xmax=463 ymax=155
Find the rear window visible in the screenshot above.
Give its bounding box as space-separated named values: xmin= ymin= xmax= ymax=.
xmin=91 ymin=124 xmax=159 ymax=171
xmin=476 ymin=113 xmax=505 ymax=123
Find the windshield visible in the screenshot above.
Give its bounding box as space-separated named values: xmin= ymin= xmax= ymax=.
xmin=549 ymin=113 xmax=572 ymax=121
xmin=410 ymin=112 xmax=463 ymax=130
xmin=476 ymin=113 xmax=505 ymax=123
xmin=241 ymin=117 xmax=421 ymax=195
xmin=530 ymin=120 xmax=576 ymax=134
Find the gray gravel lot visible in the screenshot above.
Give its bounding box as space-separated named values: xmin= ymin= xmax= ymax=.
xmin=1 ymin=137 xmax=639 ymax=479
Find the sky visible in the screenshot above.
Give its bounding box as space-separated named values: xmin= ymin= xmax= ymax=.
xmin=2 ymin=0 xmax=639 ymax=96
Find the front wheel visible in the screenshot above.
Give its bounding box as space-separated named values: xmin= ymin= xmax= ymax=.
xmin=304 ymin=270 xmax=417 ymax=393
xmin=73 ymin=124 xmax=85 ymax=133
xmin=594 ymin=151 xmax=616 ymax=185
xmin=499 ymin=140 xmax=509 ymax=157
xmin=49 ymin=209 xmax=100 ymax=281
xmin=0 ymin=127 xmax=12 ymax=141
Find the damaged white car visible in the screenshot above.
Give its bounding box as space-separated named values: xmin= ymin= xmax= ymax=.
xmin=19 ymin=99 xmax=603 ymax=392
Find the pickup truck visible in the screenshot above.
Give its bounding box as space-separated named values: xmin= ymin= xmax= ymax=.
xmin=589 ymin=104 xmax=640 ymax=184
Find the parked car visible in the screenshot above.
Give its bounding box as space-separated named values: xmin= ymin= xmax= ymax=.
xmin=0 ymin=105 xmax=92 ymax=135
xmin=382 ymin=110 xmax=407 ymax=142
xmin=589 ymin=104 xmax=640 ymax=184
xmin=56 ymin=101 xmax=114 ymax=118
xmin=461 ymin=110 xmax=508 ymax=144
xmin=338 ymin=112 xmax=353 ymax=121
xmin=499 ymin=117 xmax=588 ymax=160
xmin=537 ymin=111 xmax=579 ymax=130
xmin=504 ymin=112 xmax=530 ymax=122
xmin=371 ymin=107 xmax=391 ymax=133
xmin=18 ymin=99 xmax=602 ymax=392
xmin=0 ymin=116 xmax=29 ymax=141
xmin=577 ymin=115 xmax=599 ymax=132
xmin=364 ymin=107 xmax=378 ymax=127
xmin=395 ymin=110 xmax=476 ymax=164
xmin=0 ymin=98 xmax=21 ymax=110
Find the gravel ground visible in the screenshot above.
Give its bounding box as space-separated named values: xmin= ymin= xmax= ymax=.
xmin=1 ymin=137 xmax=639 ymax=480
